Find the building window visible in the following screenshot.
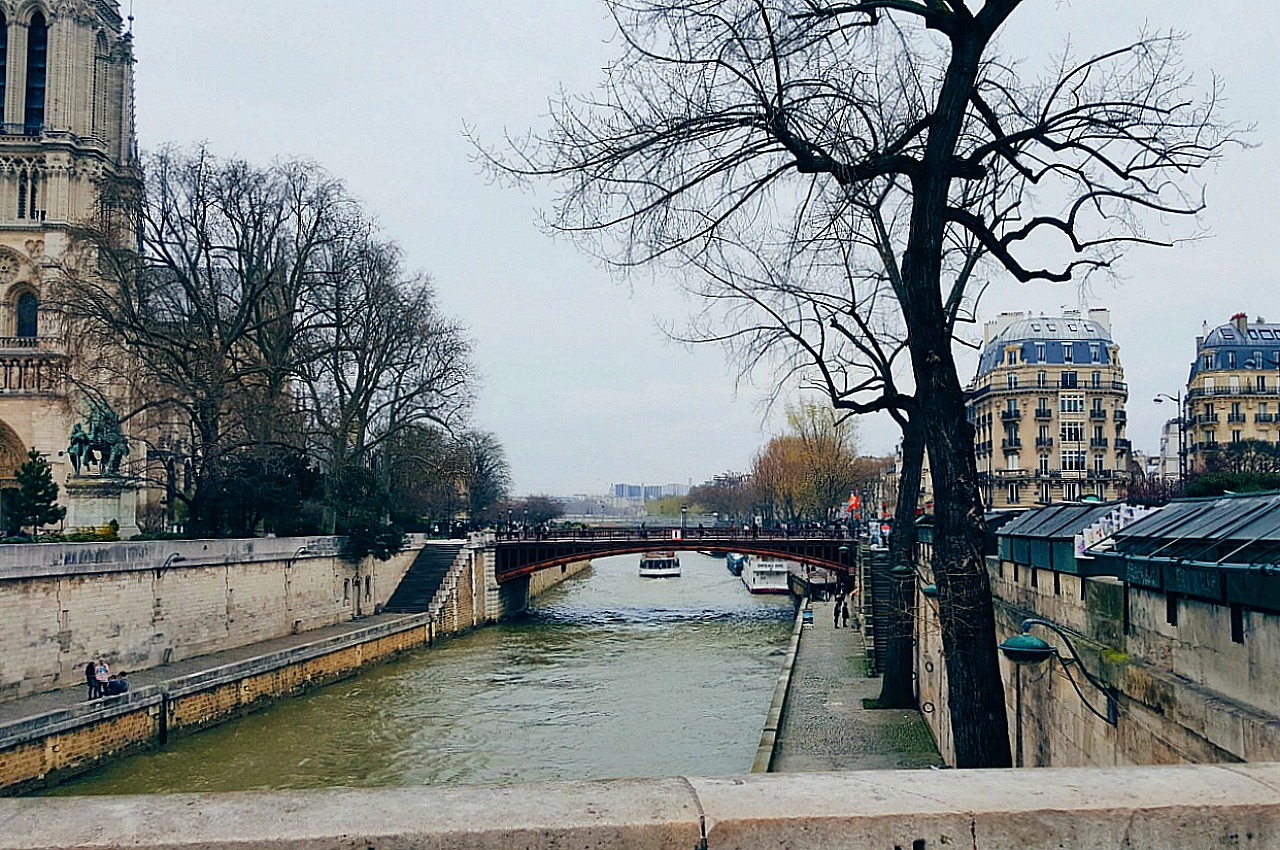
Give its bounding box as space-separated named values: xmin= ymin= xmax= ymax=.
xmin=1037 ymin=371 xmax=1047 ymax=387
xmin=15 ymin=292 xmax=36 ymax=338
xmin=1061 ymin=449 xmax=1085 ymax=471
xmin=1063 ymin=343 xmax=1074 ymax=363
xmin=1038 ymin=454 xmax=1050 ymax=474
xmin=1060 ymin=393 xmax=1084 ymax=414
xmin=1166 ymin=593 xmax=1178 ymax=626
xmin=1227 ymin=351 xmax=1236 ymax=368
xmin=1007 ymin=373 xmax=1018 ymax=389
xmin=1062 ymin=421 xmax=1084 ymax=443
xmin=1260 ymin=375 xmax=1268 ymax=391
xmin=1039 ymin=482 xmax=1051 ymax=503
xmin=1061 ymin=371 xmax=1078 ymax=389
xmin=1203 ymin=354 xmax=1213 ymax=370
xmin=1035 ymin=342 xmax=1046 ymax=362
xmin=1233 ymin=429 xmax=1242 ymax=442
xmin=1007 ymin=484 xmax=1020 ymax=504
xmin=1090 ymin=343 xmax=1101 ymax=363
xmin=1063 ymin=481 xmax=1080 ymax=501
xmin=1007 ymin=349 xmax=1017 ymax=365
xmin=23 ymin=12 xmax=47 ymax=133
xmin=0 ymin=15 xmax=7 ymax=118
xmin=1093 ymin=454 xmax=1104 ymax=472
xmin=1091 ymin=371 xmax=1101 ymax=388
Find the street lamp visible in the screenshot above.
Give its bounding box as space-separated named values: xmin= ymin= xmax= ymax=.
xmin=999 ymin=617 xmax=1118 ymax=726
xmin=1153 ymin=392 xmax=1186 ymax=483
xmin=680 ymin=504 xmax=688 ymax=534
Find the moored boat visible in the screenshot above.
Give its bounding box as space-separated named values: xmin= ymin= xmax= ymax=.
xmin=725 ymin=552 xmax=746 ymax=576
xmin=741 ymin=556 xmax=790 ymax=594
xmin=638 ymin=551 xmax=681 ymax=577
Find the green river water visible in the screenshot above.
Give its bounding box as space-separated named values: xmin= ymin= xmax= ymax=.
xmin=50 ymin=551 xmax=794 ymax=795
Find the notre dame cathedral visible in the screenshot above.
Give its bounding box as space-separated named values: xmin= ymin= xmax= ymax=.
xmin=0 ymin=0 xmax=136 ymax=523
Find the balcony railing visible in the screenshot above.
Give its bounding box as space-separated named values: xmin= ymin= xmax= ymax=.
xmin=1193 ymin=413 xmax=1220 ymax=424
xmin=1257 ymin=413 xmax=1276 ymax=423
xmin=1035 ymin=437 xmax=1054 ymax=448
xmin=1090 ymin=437 xmax=1109 ymax=448
xmin=1113 ymin=410 xmax=1127 ymax=422
xmin=1001 ymin=409 xmax=1022 ymax=421
xmin=1228 ymin=412 xmax=1247 ymax=423
xmin=1034 ymin=408 xmax=1053 ymax=420
xmin=1115 ymin=438 xmax=1131 ymax=451
xmin=1002 ymin=438 xmax=1023 ymax=452
xmin=1187 ymin=385 xmax=1280 ymax=400
xmin=0 ymin=350 xmax=65 ymax=395
xmin=1089 ymin=409 xmax=1107 ymax=420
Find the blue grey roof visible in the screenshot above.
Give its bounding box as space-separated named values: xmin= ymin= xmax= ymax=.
xmin=1189 ymin=320 xmax=1280 ymax=379
xmin=998 ymin=503 xmax=1119 ymax=542
xmin=976 ymin=317 xmax=1116 ymax=378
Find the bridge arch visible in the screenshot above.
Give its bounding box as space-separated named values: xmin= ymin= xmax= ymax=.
xmin=491 ymin=533 xmax=859 ymax=583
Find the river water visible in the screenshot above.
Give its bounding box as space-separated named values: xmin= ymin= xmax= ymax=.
xmin=51 ymin=551 xmax=794 ymax=795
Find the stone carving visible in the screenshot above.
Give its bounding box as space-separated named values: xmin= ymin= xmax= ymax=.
xmin=68 ymin=397 xmax=129 ymax=476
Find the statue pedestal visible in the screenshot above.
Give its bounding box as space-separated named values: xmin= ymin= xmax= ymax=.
xmin=65 ymin=476 xmax=140 ymax=539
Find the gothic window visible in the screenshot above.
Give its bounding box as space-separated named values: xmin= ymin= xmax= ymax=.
xmin=0 ymin=14 xmax=8 ymax=122
xmin=24 ymin=12 xmax=47 ymax=134
xmin=15 ymin=291 xmax=36 ymax=338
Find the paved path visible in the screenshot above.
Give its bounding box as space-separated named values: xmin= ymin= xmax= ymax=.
xmin=0 ymin=613 xmax=415 ymax=727
xmin=771 ymin=599 xmax=943 ymax=772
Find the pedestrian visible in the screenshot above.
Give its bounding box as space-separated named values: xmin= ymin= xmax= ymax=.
xmin=94 ymin=658 xmax=110 ymax=695
xmin=84 ymin=660 xmax=98 ymax=699
xmin=103 ymin=672 xmax=130 ymax=696
xmin=833 ymin=594 xmax=842 ymax=628
xmin=841 ymin=599 xmax=850 ymax=628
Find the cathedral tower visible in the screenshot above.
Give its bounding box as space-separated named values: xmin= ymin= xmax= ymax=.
xmin=0 ymin=0 xmax=135 ymax=513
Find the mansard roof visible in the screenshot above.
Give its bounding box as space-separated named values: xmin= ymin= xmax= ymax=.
xmin=975 ymin=316 xmax=1117 ymax=379
xmin=1190 ymin=318 xmax=1280 ymax=379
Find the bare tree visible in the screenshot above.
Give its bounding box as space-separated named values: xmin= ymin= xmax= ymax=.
xmin=56 ymin=147 xmax=349 ymax=535
xmin=488 ymin=0 xmax=1236 ymax=766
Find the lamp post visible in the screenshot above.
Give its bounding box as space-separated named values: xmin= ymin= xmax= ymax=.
xmin=999 ymin=617 xmax=1118 ymax=725
xmin=680 ymin=504 xmax=688 ymax=535
xmin=1153 ymin=392 xmax=1186 ymax=483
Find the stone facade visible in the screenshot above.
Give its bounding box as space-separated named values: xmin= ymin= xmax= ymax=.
xmin=0 ymin=1 xmax=136 ymax=516
xmin=0 ymin=536 xmax=422 ymax=702
xmin=1185 ymin=313 xmax=1280 ymax=471
xmin=967 ymin=309 xmax=1131 ymax=508
xmin=913 ymin=534 xmax=1280 ymax=767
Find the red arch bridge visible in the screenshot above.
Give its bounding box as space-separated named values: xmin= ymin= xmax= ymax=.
xmin=492 ymin=528 xmax=861 ymax=583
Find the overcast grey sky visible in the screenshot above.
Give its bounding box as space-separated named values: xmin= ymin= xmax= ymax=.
xmin=130 ymin=2 xmax=1279 ymax=496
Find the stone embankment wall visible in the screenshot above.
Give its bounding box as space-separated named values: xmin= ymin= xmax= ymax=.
xmin=3 ymin=763 xmax=1279 ymax=850
xmin=913 ymin=549 xmax=1280 ymax=767
xmin=0 ymin=536 xmax=427 ymax=703
xmin=0 ymin=539 xmax=590 ymax=794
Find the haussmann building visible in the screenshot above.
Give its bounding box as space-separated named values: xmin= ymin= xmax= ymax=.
xmin=967 ymin=309 xmax=1131 ymax=509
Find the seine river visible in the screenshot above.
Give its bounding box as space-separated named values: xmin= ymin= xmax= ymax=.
xmin=51 ymin=551 xmax=794 ymax=795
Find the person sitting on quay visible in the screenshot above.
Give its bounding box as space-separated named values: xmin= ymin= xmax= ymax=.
xmin=102 ymin=672 xmax=130 ymax=696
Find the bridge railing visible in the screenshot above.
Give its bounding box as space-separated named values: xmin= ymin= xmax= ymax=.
xmin=494 ymin=527 xmax=854 ymax=542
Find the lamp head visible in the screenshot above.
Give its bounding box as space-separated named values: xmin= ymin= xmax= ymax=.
xmin=889 ymin=564 xmax=914 ymax=579
xmin=999 ymin=632 xmax=1056 ymax=665
xmin=920 ymin=583 xmax=939 ymax=598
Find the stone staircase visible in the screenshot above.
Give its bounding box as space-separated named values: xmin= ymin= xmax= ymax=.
xmin=383 ymin=543 xmax=464 ymax=613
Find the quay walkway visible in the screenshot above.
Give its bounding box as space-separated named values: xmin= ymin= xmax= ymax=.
xmin=0 ymin=612 xmax=415 ymax=728
xmin=770 ymin=598 xmax=942 ymax=772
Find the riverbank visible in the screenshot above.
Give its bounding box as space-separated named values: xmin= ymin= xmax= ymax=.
xmin=0 ymin=556 xmax=594 ymax=795
xmin=767 ymin=598 xmax=942 ymax=771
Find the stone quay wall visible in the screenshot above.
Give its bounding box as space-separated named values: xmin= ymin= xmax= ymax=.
xmin=913 ymin=545 xmax=1280 ymax=768
xmin=0 ymin=536 xmax=428 ymax=703
xmin=0 ymin=541 xmax=591 ymax=794
xmin=3 ymin=763 xmax=1279 ymax=850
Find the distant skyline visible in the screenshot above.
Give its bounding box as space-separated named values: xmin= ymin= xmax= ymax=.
xmin=131 ymin=2 xmax=1280 ymax=494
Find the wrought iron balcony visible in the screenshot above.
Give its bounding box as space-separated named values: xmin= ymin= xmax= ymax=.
xmin=1113 ymin=410 xmax=1127 ymax=422
xmin=1001 ymin=408 xmax=1022 ymax=421
xmin=1089 ymin=409 xmax=1107 ymax=420
xmin=1090 ymin=437 xmax=1109 ymax=448
xmin=1228 ymin=412 xmax=1247 ymax=423
xmin=1257 ymin=413 xmax=1276 ymax=423
xmin=1115 ymin=438 xmax=1131 ymax=451
xmin=1034 ymin=408 xmax=1053 ymax=420
xmin=1002 ymin=438 xmax=1023 ymax=452
xmin=1035 ymin=437 xmax=1054 ymax=448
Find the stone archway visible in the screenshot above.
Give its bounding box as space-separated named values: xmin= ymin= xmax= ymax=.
xmin=0 ymin=417 xmax=29 ymax=536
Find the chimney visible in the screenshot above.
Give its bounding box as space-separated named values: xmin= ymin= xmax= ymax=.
xmin=1087 ymin=308 xmax=1111 ymax=335
xmin=1233 ymin=312 xmax=1249 ymax=334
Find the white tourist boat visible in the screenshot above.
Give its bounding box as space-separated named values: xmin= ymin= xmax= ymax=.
xmin=638 ymin=551 xmax=681 ymax=577
xmin=741 ymin=556 xmax=790 ymax=594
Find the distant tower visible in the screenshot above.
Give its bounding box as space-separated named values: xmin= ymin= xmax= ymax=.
xmin=966 ymin=309 xmax=1131 ymax=509
xmin=0 ymin=1 xmax=136 ymax=519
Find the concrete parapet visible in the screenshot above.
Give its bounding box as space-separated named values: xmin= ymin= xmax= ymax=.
xmin=1 ymin=763 xmax=1278 ymax=849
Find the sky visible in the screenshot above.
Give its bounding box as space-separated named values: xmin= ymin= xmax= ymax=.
xmin=128 ymin=1 xmax=1280 ymax=496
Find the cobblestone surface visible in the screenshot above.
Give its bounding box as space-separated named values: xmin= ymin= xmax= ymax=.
xmin=771 ymin=599 xmax=943 ymax=772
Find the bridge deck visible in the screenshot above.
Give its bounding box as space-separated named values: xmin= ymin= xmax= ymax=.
xmin=493 ymin=530 xmax=860 ymax=582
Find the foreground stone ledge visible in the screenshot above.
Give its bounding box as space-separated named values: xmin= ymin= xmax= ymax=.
xmin=1 ymin=764 xmax=1278 ymax=850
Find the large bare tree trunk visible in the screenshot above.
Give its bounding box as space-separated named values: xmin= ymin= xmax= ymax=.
xmin=877 ymin=415 xmax=923 ymax=708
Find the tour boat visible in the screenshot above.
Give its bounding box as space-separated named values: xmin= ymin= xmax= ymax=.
xmin=741 ymin=557 xmax=791 ymax=594
xmin=725 ymin=552 xmax=746 ymax=576
xmin=638 ymin=551 xmax=681 ymax=577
